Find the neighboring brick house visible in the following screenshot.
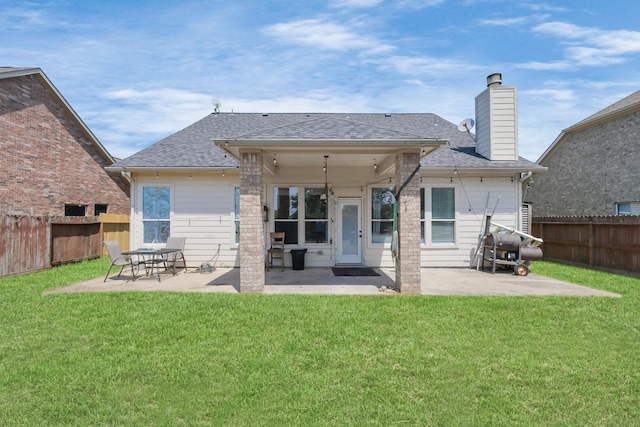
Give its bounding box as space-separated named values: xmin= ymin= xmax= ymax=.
xmin=526 ymin=89 xmax=640 ymax=216
xmin=0 ymin=67 xmax=129 ymax=216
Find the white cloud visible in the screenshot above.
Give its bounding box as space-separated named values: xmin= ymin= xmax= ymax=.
xmin=394 ymin=0 xmax=445 ymax=9
xmin=514 ymin=61 xmax=571 ymax=71
xmin=330 ymin=0 xmax=383 ymax=8
xmin=478 ymin=17 xmax=529 ymax=26
xmin=0 ymin=7 xmax=49 ymax=28
xmin=380 ymin=55 xmax=482 ymax=77
xmin=263 ymin=19 xmax=394 ymax=54
xmin=533 ymin=21 xmax=640 ymax=66
xmin=522 ymin=3 xmax=568 ymax=12
xmin=221 ymin=92 xmax=374 ymax=113
xmin=84 ymin=88 xmax=216 ymax=157
xmin=521 ymin=88 xmax=576 ymax=103
xmin=103 ymin=88 xmax=213 ymax=133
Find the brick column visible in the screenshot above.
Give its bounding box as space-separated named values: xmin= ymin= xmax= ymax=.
xmin=395 ymin=152 xmax=421 ymax=294
xmin=239 ymin=150 xmax=265 ymax=293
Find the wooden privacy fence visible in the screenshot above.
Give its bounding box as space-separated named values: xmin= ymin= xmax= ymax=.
xmin=0 ymin=214 xmax=50 ymax=277
xmin=0 ymin=213 xmax=130 ymax=278
xmin=532 ymin=216 xmax=640 ymax=275
xmin=51 ymin=216 xmax=102 ymax=265
xmin=99 ymin=213 xmax=130 ymax=257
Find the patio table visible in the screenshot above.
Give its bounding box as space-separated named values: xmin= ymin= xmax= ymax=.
xmin=122 ymin=248 xmax=182 ymax=282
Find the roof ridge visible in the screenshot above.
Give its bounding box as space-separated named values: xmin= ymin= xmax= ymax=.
xmin=230 ymin=113 xmax=433 ymax=140
xmin=568 ymin=89 xmax=640 ymax=131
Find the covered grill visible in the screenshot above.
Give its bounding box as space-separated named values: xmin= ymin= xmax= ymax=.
xmin=482 ymin=222 xmax=543 ymax=276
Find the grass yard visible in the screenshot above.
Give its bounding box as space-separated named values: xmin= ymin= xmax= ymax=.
xmin=1 ymin=259 xmax=639 ymax=426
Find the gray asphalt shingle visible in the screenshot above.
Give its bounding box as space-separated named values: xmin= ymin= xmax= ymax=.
xmin=112 ymin=112 xmax=542 ymax=170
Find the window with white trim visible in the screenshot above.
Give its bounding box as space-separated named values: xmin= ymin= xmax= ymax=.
xmin=142 ymin=186 xmax=170 ymax=243
xmin=274 ymin=187 xmax=299 ymax=244
xmin=371 ymin=187 xmax=395 ymax=244
xmin=421 ymin=187 xmax=456 ymax=244
xmin=304 ymin=188 xmax=328 ymax=244
xmin=274 ymin=186 xmax=329 ymax=245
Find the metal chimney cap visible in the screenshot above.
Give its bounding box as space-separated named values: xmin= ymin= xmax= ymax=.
xmin=487 ymin=73 xmax=502 ymax=87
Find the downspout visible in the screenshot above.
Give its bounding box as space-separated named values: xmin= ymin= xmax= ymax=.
xmin=519 ymin=171 xmax=533 ymax=232
xmin=396 ymin=162 xmax=422 ymax=199
xmin=124 ymin=171 xmax=136 ymax=251
xmin=520 ymin=170 xmax=533 ymax=203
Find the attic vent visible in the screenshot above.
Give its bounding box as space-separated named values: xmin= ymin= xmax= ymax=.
xmin=262 ymin=113 xmax=269 ymax=116
xmin=385 ymin=113 xmax=391 ymax=117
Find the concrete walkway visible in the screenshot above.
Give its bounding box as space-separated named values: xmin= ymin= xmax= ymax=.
xmin=44 ymin=266 xmax=620 ymax=297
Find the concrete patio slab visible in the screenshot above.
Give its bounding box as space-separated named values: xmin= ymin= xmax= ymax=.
xmin=43 ymin=266 xmax=620 ymax=297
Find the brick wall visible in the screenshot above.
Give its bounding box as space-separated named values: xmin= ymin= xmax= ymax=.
xmin=395 ymin=152 xmax=421 ymax=294
xmin=527 ymin=110 xmax=640 ymax=216
xmin=0 ymin=74 xmax=129 ymax=216
xmin=239 ymin=150 xmax=265 ymax=293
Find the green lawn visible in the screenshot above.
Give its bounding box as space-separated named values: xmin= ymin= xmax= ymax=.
xmin=1 ymin=259 xmax=639 ymax=426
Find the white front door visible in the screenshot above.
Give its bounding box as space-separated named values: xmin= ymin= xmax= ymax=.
xmin=336 ymin=198 xmax=362 ymax=264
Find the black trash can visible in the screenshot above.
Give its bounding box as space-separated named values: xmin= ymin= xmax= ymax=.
xmin=290 ymin=249 xmax=307 ymax=270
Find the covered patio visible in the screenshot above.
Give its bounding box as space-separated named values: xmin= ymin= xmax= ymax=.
xmin=216 ymin=135 xmax=447 ymax=294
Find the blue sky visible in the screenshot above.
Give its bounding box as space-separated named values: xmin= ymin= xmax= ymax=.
xmin=2 ymin=0 xmax=639 ymax=161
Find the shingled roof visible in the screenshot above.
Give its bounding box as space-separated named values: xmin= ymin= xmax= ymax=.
xmin=111 ymin=112 xmax=542 ymax=171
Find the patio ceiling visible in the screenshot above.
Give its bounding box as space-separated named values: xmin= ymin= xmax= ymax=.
xmin=213 ymin=138 xmax=448 ymax=175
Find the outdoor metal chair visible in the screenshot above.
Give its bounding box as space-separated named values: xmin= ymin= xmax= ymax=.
xmin=267 ymin=232 xmax=285 ymax=271
xmin=162 ymin=236 xmax=188 ymax=272
xmin=103 ymin=240 xmax=145 ymax=282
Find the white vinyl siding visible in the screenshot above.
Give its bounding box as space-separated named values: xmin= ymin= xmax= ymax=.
xmin=133 ymin=174 xmax=240 ymax=267
xmin=419 ymin=177 xmax=520 ymax=268
xmin=475 ymin=85 xmax=518 ymax=161
xmin=131 ymin=172 xmax=523 ymax=270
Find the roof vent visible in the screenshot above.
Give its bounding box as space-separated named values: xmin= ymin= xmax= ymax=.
xmin=486 ymin=73 xmax=502 ymax=87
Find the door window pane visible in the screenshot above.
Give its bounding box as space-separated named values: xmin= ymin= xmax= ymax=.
xmin=342 ymin=204 xmax=359 ymax=255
